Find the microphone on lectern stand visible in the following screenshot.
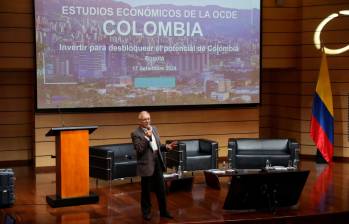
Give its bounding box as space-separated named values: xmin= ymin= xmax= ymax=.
xmin=57 ymin=105 xmax=65 ymax=127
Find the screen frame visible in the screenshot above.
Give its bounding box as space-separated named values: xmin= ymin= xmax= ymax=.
xmin=33 ymin=0 xmax=262 ymax=113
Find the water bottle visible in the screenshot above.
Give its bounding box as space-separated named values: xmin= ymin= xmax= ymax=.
xmin=265 ymin=159 xmax=271 ymax=169
xmin=293 ymin=159 xmax=299 ymax=170
xmin=222 ymin=161 xmax=226 ymax=170
xmin=287 ymin=160 xmax=292 ymax=168
xmin=227 ymin=160 xmax=231 ymax=170
xmin=177 ymin=165 xmax=182 ymax=178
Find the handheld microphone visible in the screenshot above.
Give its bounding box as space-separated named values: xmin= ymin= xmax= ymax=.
xmin=146 ymin=126 xmax=152 ymax=141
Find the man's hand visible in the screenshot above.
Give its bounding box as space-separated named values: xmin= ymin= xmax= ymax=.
xmin=144 ymin=126 xmax=153 ymax=139
xmin=166 ymin=141 xmax=178 ymax=150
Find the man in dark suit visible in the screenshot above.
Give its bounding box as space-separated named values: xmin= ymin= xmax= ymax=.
xmin=131 ymin=111 xmax=177 ymax=220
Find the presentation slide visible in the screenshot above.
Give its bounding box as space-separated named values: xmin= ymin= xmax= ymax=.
xmin=35 ymin=0 xmax=260 ymax=109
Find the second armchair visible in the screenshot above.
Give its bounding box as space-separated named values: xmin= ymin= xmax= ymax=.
xmin=166 ymin=139 xmax=218 ymax=171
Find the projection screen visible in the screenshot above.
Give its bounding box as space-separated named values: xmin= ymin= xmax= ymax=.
xmin=35 ymin=0 xmax=261 ymax=110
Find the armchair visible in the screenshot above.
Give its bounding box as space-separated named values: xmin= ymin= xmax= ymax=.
xmin=89 ymin=143 xmax=137 ymax=181
xmin=227 ymin=138 xmax=300 ymax=169
xmin=166 ymin=139 xmax=218 ymax=171
xmin=89 ymin=143 xmax=168 ymax=181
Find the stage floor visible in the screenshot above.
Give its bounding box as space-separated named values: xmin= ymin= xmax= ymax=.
xmin=1 ymin=160 xmax=349 ymax=223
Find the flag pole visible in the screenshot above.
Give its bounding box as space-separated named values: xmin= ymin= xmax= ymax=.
xmin=316 ymin=46 xmax=328 ymax=164
xmin=310 ymin=46 xmax=334 ymax=164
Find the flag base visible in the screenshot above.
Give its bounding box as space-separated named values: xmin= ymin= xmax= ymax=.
xmin=316 ymin=149 xmax=328 ymax=164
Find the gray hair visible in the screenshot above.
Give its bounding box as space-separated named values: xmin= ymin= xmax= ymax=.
xmin=138 ymin=111 xmax=150 ymax=119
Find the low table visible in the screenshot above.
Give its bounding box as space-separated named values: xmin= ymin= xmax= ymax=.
xmin=204 ymin=168 xmax=297 ymax=189
xmin=223 ymin=169 xmax=310 ymax=210
xmin=164 ymin=173 xmax=194 ymax=192
xmin=204 ymin=169 xmax=236 ymax=189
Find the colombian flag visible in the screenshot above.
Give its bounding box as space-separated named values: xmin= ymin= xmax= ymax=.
xmin=310 ymin=51 xmax=334 ymax=163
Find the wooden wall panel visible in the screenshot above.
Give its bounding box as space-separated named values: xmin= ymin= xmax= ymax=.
xmin=263 ymin=58 xmax=299 ymax=68
xmin=0 ymin=28 xmax=33 ymax=42
xmin=0 ymin=149 xmax=31 ymax=161
xmin=0 ymin=43 xmax=33 ymax=57
xmin=35 ymin=108 xmax=260 ymax=167
xmin=302 ymin=4 xmax=349 ymax=19
xmin=302 ymin=18 xmax=349 ymax=32
xmin=262 ymin=95 xmax=301 ymax=107
xmin=0 ymin=124 xmax=32 ymax=138
xmin=0 ymin=58 xmax=34 ymax=71
xmin=35 ymin=109 xmax=258 ymax=128
xmin=0 ymin=137 xmax=31 ymax=151
xmin=0 ymin=99 xmax=32 ymax=111
xmin=301 ymin=57 xmax=349 ymax=70
xmin=263 ymin=68 xmax=301 ymax=81
xmin=0 ymin=14 xmax=33 ymax=28
xmin=301 ymin=70 xmax=349 ymax=82
xmin=302 ymin=0 xmax=349 ymax=5
xmin=302 ymin=31 xmax=349 ymax=46
xmin=263 ymin=7 xmax=300 ymax=19
xmin=263 ymin=33 xmax=300 ymax=45
xmin=270 ymin=118 xmax=301 ymax=132
xmin=0 ymin=71 xmax=33 ymax=84
xmin=0 ymin=75 xmax=33 ymax=162
xmin=0 ymin=0 xmax=34 ymax=164
xmin=301 ymin=145 xmax=349 ymax=158
xmin=263 ymin=20 xmax=301 ymax=33
xmin=301 ymin=45 xmax=349 ymax=58
xmin=0 ymin=112 xmax=32 ymax=124
xmin=0 ymin=14 xmax=34 ymax=28
xmin=263 ymin=0 xmax=301 ymax=7
xmin=2 ymin=85 xmax=33 ymax=98
xmin=264 ymin=129 xmax=301 ymax=141
xmin=0 ymin=1 xmax=34 ymax=70
xmin=302 ymin=82 xmax=349 ymax=95
xmin=266 ymin=106 xmax=301 ymax=120
xmin=262 ymin=82 xmax=301 ymax=94
xmin=263 ymin=46 xmax=299 ymax=58
xmin=260 ymin=64 xmax=301 ymax=148
xmin=35 ymin=156 xmax=55 ymax=168
xmin=0 ymin=0 xmax=33 ymax=13
xmin=262 ymin=0 xmax=301 ymax=69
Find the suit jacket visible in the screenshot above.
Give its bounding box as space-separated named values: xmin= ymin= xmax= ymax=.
xmin=131 ymin=126 xmax=167 ymax=176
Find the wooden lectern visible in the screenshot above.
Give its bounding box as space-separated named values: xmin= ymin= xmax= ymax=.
xmin=45 ymin=126 xmax=99 ymax=207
